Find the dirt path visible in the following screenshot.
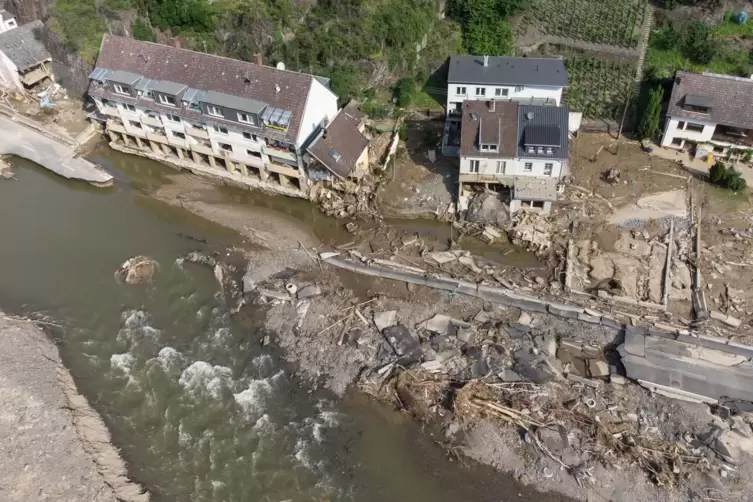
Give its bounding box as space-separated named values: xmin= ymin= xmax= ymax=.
xmin=0 ymin=314 xmax=148 ymax=502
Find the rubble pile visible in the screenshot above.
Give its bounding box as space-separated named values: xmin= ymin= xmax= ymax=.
xmin=313 ymin=180 xmax=379 ymax=219
xmin=465 ymin=191 xmax=511 ymax=229
xmin=509 ymin=211 xmax=553 ymax=255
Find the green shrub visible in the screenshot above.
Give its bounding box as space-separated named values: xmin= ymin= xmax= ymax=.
xmin=636 ymin=85 xmax=664 ymax=140
xmin=131 ymin=19 xmax=156 ymax=42
xmin=398 ymin=124 xmax=407 ymax=140
xmin=710 ymin=161 xmax=748 ymax=191
xmin=394 ymin=78 xmax=416 ymax=107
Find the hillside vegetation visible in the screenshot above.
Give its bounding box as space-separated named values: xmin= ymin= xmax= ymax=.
xmin=47 ymin=0 xmax=535 ymax=104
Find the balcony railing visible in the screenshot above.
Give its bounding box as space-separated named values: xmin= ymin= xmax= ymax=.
xmin=147 ymin=130 xmax=168 ymax=144
xmin=106 ymin=119 xmax=126 ymax=134
xmin=263 ymin=146 xmax=297 ymax=163
xmin=267 ymin=161 xmax=300 ymax=178
xmin=186 ymin=125 xmax=209 ymax=139
xmin=142 ymin=115 xmax=162 ymax=127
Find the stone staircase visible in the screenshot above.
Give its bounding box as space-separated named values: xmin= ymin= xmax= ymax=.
xmin=633 ymin=3 xmax=655 ymax=98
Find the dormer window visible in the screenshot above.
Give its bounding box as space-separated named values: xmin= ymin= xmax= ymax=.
xmin=546 ymin=147 xmax=553 ymax=155
xmin=113 ymin=84 xmax=129 ymax=95
xmin=684 ymin=94 xmax=711 ymax=114
xmin=480 ymin=144 xmax=498 ymax=152
xmin=527 ymin=146 xmax=535 ymax=154
xmin=207 ymin=105 xmax=223 ymax=117
xmin=537 ymin=147 xmax=544 ymax=154
xmin=158 ymin=94 xmax=176 ymax=106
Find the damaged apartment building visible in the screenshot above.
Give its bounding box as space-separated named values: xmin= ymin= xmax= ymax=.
xmin=87 ymin=35 xmax=359 ymax=198
xmin=443 ymin=55 xmax=571 ymax=213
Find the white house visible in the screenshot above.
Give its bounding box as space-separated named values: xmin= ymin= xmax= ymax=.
xmin=661 ymin=71 xmax=753 ymax=159
xmin=88 ymin=35 xmax=339 ymax=196
xmin=0 ymin=10 xmax=17 ymax=33
xmin=458 ymin=100 xmax=568 ymax=213
xmin=446 ymin=55 xmax=569 ymax=118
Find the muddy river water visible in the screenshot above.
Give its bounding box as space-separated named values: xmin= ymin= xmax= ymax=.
xmin=0 ymin=150 xmax=561 ymax=502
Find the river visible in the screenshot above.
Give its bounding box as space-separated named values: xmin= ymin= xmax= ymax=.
xmin=0 ymin=151 xmax=563 ymax=502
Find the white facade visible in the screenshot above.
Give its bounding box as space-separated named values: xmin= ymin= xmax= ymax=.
xmin=296 ymin=79 xmax=338 ymax=149
xmin=459 ymin=156 xmax=564 ymax=178
xmin=0 ymin=12 xmax=17 ymax=34
xmin=446 ymin=84 xmax=563 ymax=117
xmin=0 ymin=49 xmax=21 ymax=90
xmin=660 ymin=116 xmax=716 ymax=149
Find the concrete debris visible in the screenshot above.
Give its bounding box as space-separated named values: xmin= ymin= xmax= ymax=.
xmin=481 ymin=225 xmax=503 ymax=244
xmin=508 ymin=211 xmax=552 ymax=254
xmin=257 ymin=289 xmax=292 ymax=302
xmin=517 ymin=311 xmax=533 ymax=326
xmin=458 ymin=255 xmax=483 ymax=274
xmin=425 ymin=251 xmax=457 ymax=265
xmin=421 ymin=313 xmax=471 ymax=336
xmin=297 ymin=285 xmax=322 ymax=299
xmin=383 ymin=324 xmax=421 ymax=365
xmin=373 ymin=310 xmax=398 ymax=332
xmin=114 ymin=256 xmax=157 ymax=285
xmin=465 ymin=191 xmax=511 ymax=229
xmin=710 ymin=310 xmax=742 ymax=328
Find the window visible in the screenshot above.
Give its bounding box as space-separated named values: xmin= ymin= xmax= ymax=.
xmin=129 ymin=120 xmax=141 ymax=129
xmin=515 ymin=86 xmax=524 ymax=92
xmin=546 ymin=147 xmax=553 ymax=155
xmin=495 ymin=88 xmax=509 ymax=97
xmin=212 ymin=125 xmax=228 ymax=134
xmin=145 ymin=91 xmax=154 ymax=99
xmin=671 ymin=137 xmax=683 ymax=146
xmin=172 ymin=131 xmax=186 ymax=139
xmin=456 ymin=86 xmax=467 ymax=95
xmin=524 ymin=162 xmax=533 ymax=173
xmin=537 ymin=147 xmax=544 ymax=154
xmin=475 ymin=87 xmax=486 ymax=97
xmin=685 ymin=123 xmax=704 ymax=133
xmin=158 ymin=94 xmax=176 ymax=106
xmin=469 ymin=160 xmax=480 ymax=173
xmin=677 ymin=121 xmax=685 ymax=130
xmin=481 ymin=144 xmax=489 ymax=151
xmin=684 ymin=104 xmax=710 ymax=113
xmin=113 ymin=84 xmax=129 ymax=95
xmin=219 ymin=143 xmax=232 ymax=151
xmin=166 ymin=114 xmax=180 ymax=122
xmin=527 ymin=146 xmax=535 ymax=154
xmin=713 ymin=145 xmax=724 ymax=153
xmin=238 ymin=112 xmax=256 ymax=125
xmin=207 ymin=105 xmax=223 ymax=117
xmin=496 ymin=161 xmax=506 ymax=174
xmin=481 ymin=144 xmax=498 ymax=152
xmin=247 ymin=149 xmax=262 ymax=158
xmin=242 ymin=132 xmax=258 ymax=141
xmin=123 ymin=103 xmax=136 ymax=112
xmin=544 ymin=163 xmax=554 ymax=176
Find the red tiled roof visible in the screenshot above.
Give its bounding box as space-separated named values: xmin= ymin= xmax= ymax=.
xmin=460 ymin=100 xmax=518 ymax=158
xmin=307 ymin=112 xmax=368 ymax=178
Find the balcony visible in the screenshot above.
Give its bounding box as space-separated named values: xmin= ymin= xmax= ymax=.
xmin=147 ymin=130 xmax=168 ymax=144
xmin=142 ymin=115 xmax=162 ymax=128
xmin=186 ymin=125 xmax=209 ymax=139
xmin=106 ymin=119 xmax=126 ymax=134
xmin=190 ymin=141 xmax=213 ymax=156
xmin=101 ymin=105 xmax=119 ymax=117
xmin=263 ymin=146 xmax=297 ymax=163
xmin=711 ymin=127 xmax=753 ymax=148
xmin=267 ymin=161 xmax=300 ymax=178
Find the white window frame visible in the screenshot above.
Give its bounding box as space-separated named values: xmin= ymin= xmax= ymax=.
xmin=545 ymin=147 xmax=553 ymax=155
xmin=481 ymin=144 xmax=489 ymax=152
xmin=543 ymin=163 xmax=554 ymax=176
xmin=219 ymin=143 xmax=233 ymax=151
xmin=123 ymin=103 xmax=136 ymax=112
xmin=456 ymin=86 xmax=467 ymax=96
xmin=475 ymin=87 xmax=486 ymax=97
xmin=237 ymin=112 xmax=255 ymax=125
xmin=158 ymin=94 xmax=176 ymax=106
xmin=523 ymin=162 xmax=533 ymax=173
xmin=207 ymin=105 xmax=223 ymax=117
xmin=212 ymin=124 xmax=228 ymax=135
xmin=172 ymin=130 xmax=186 ymax=139
xmin=113 ymin=84 xmax=129 ymax=95
xmin=469 ymin=160 xmax=480 ymax=173
xmin=166 ymin=114 xmax=181 ymax=123
xmin=527 ymin=146 xmax=535 ymax=154
xmin=129 ymin=120 xmax=142 ymax=129
xmin=496 ymin=161 xmax=506 ymax=174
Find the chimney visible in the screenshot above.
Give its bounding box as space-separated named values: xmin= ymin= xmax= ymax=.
xmin=172 ymin=38 xmax=181 ymax=49
xmin=254 ymin=53 xmax=263 ymax=66
xmin=483 ymin=55 xmax=489 ymax=67
xmin=488 ymin=100 xmax=495 ymax=112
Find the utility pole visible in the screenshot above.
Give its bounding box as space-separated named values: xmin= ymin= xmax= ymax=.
xmin=617 ymin=84 xmax=634 ymax=140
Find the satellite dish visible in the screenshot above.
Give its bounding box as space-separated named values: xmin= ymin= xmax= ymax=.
xmin=526 ymin=112 xmax=534 ymax=120
xmin=276 ymin=61 xmax=286 ymax=71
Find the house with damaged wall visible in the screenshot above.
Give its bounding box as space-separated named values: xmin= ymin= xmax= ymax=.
xmin=0 ymin=20 xmax=54 ymax=91
xmin=87 ymin=35 xmax=376 ymax=198
xmin=458 ymin=100 xmax=568 ymax=213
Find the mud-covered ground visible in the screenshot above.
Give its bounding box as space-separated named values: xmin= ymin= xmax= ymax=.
xmin=0 ymin=315 xmax=147 ymax=502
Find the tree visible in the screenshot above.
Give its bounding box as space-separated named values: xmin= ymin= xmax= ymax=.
xmin=710 ymin=162 xmax=748 ymax=191
xmin=131 ymin=19 xmax=156 ymax=42
xmin=465 ymin=19 xmax=514 ymax=55
xmin=395 ymin=77 xmax=416 ymax=107
xmin=636 ymin=85 xmax=664 ymax=140
xmin=447 ymin=0 xmax=521 ymax=55
xmin=681 ymin=21 xmax=717 ymax=64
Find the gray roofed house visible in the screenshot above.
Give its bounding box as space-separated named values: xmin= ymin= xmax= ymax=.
xmin=448 ymin=56 xmax=569 ymax=87
xmin=307 ymin=111 xmax=369 ymax=179
xmin=0 ymin=20 xmax=49 ymax=72
xmin=516 ymin=105 xmax=569 ymax=160
xmin=150 ymin=80 xmax=187 ymax=95
xmin=666 ymin=71 xmax=753 ymax=130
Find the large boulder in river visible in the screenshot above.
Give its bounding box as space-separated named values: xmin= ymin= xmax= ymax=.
xmin=465 ymin=191 xmax=510 ymax=229
xmin=115 ymin=256 xmax=157 ymax=285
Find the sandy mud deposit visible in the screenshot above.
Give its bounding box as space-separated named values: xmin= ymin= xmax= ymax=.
xmin=0 ymin=315 xmax=149 ymax=502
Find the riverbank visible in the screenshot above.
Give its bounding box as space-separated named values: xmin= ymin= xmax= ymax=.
xmin=0 ymin=314 xmax=148 ymax=502
xmin=148 ymin=170 xmax=753 ymax=502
